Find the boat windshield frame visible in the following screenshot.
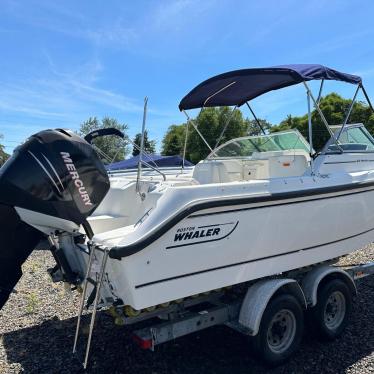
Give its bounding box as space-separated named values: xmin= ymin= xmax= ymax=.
xmin=321 ymin=123 xmax=374 ymax=154
xmin=207 ymin=129 xmax=310 ymax=159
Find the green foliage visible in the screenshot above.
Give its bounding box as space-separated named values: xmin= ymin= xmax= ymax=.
xmin=161 ymin=93 xmax=373 ymax=163
xmin=187 ymin=107 xmax=249 ymax=163
xmin=79 ymin=117 xmax=129 ymax=163
xmin=132 ymin=130 xmax=156 ymax=156
xmin=161 ymin=108 xmax=271 ymax=163
xmin=161 ymin=124 xmax=186 ymax=156
xmin=0 ymin=134 xmax=10 ymax=166
xmin=271 ymin=93 xmax=374 ymax=151
xmin=247 ymin=119 xmax=272 ymax=136
xmin=26 ymin=292 xmax=39 ymax=314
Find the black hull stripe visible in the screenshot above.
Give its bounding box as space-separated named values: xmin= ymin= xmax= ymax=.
xmin=189 ymin=185 xmax=374 ymax=218
xmin=198 ymin=222 xmax=235 ymax=228
xmin=109 ymin=180 xmax=374 ymax=259
xmin=324 ymin=160 xmax=374 ymax=164
xmin=135 ymin=225 xmax=374 ymax=289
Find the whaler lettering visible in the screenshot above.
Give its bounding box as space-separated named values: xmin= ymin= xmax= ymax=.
xmin=174 ymin=227 xmax=220 ymax=242
xmin=60 ymin=152 xmax=93 ymax=206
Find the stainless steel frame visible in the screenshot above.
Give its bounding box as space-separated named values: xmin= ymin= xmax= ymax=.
xmin=245 ymin=102 xmax=267 ymax=135
xmin=136 ymin=97 xmax=148 ymax=194
xmin=303 ymin=81 xmax=344 ymax=153
xmin=316 ymin=79 xmax=324 ymax=104
xmin=182 ymin=119 xmax=189 ymax=170
xmin=335 ymin=84 xmax=361 ymax=143
xmin=182 ymin=110 xmax=214 ymax=152
xmin=307 ymin=91 xmax=314 ymax=174
xmin=181 ymin=78 xmax=374 ymax=168
xmin=214 ymin=105 xmax=238 ymax=148
xmin=72 ymin=242 xmax=96 ymax=355
xmin=73 ymin=244 xmax=110 ymax=370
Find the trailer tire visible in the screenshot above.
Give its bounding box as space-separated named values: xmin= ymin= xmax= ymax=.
xmin=251 ymin=294 xmax=304 ymax=366
xmin=308 ymin=279 xmax=352 ymax=340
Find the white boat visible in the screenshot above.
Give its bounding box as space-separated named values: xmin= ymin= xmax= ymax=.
xmin=1 ymin=64 xmax=374 ymax=315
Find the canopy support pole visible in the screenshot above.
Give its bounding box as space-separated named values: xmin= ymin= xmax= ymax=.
xmin=245 ymin=102 xmax=266 ymax=135
xmin=182 ymin=110 xmax=214 ymax=153
xmin=335 ymin=84 xmax=361 ymax=142
xmin=125 ymin=136 xmax=159 ymax=169
xmin=181 ymin=119 xmax=189 ymax=171
xmin=316 ymin=79 xmax=324 ymax=104
xmin=202 ymin=81 xmax=239 ymax=152
xmin=307 ymin=91 xmax=314 ymax=175
xmin=214 ymin=105 xmax=238 ymax=149
xmin=303 ymin=81 xmax=343 ymax=153
xmin=360 ymin=84 xmax=374 ymax=113
xmin=136 ymin=97 xmax=148 ymax=196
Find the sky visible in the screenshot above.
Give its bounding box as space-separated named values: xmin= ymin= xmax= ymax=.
xmin=1 ymin=0 xmax=374 ymax=154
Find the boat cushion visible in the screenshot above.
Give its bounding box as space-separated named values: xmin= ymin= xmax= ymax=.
xmin=88 ymin=214 xmax=129 ymax=234
xmin=192 ymin=161 xmax=231 ymax=184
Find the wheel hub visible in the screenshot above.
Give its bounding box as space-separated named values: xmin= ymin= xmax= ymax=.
xmin=267 ymin=309 xmax=296 ymax=354
xmin=324 ymin=290 xmax=346 ymax=330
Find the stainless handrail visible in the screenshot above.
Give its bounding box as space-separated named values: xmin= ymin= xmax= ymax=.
xmin=139 ymin=159 xmax=166 ymax=181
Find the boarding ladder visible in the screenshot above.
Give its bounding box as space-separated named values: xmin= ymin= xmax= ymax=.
xmin=72 ymin=242 xmax=110 ymax=369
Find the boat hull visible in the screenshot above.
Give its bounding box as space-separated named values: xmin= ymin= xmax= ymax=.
xmin=106 ymin=182 xmax=374 ymax=309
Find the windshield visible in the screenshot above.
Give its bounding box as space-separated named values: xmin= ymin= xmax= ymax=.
xmin=210 ymin=130 xmax=310 ymax=158
xmin=325 ymin=124 xmax=374 ymax=153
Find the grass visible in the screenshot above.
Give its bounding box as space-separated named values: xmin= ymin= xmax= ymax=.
xmin=25 ymin=292 xmax=39 ymax=314
xmin=28 ymin=261 xmax=40 ymax=274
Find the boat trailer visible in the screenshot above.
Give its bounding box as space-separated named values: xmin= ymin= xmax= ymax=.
xmin=72 ymin=245 xmax=374 ymax=368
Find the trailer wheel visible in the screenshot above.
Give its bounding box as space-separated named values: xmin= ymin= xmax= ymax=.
xmin=251 ymin=294 xmax=304 ymax=366
xmin=308 ymin=279 xmax=352 ymax=340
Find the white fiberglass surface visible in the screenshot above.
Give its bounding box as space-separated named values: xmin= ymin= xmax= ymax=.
xmin=209 ymin=130 xmax=310 ymax=159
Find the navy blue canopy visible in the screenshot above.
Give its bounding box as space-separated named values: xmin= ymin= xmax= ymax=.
xmin=107 ymin=154 xmax=193 ymax=170
xmin=179 ymin=64 xmax=362 ymax=110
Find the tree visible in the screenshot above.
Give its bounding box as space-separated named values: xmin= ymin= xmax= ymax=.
xmin=161 ymin=124 xmax=186 ymax=156
xmin=161 ymin=108 xmax=273 ymax=163
xmin=79 ymin=117 xmax=129 ymax=163
xmin=246 ymin=118 xmax=272 ymax=136
xmin=270 ymin=93 xmax=374 ymax=151
xmin=186 ymin=107 xmax=249 ymax=163
xmin=0 ymin=134 xmax=9 ymax=167
xmin=132 ymin=130 xmax=156 ymax=156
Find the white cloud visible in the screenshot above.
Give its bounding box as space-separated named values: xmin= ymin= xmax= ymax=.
xmin=85 ymin=25 xmax=138 ymax=47
xmin=2 ymin=0 xmax=219 ymax=52
xmin=0 ymin=52 xmax=145 ymax=129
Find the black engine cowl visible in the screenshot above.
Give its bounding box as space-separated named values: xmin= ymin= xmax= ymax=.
xmin=0 ymin=129 xmax=110 ymax=310
xmin=0 ymin=128 xmax=110 ymax=225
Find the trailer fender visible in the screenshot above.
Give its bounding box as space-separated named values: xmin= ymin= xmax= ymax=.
xmin=238 ymin=278 xmax=306 ymax=336
xmin=301 ymin=265 xmax=357 ymax=307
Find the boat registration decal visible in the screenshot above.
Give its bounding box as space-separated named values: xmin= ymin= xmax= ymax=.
xmin=166 ymin=221 xmax=239 ymax=249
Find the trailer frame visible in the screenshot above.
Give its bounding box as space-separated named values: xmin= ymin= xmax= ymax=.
xmin=74 ymin=252 xmax=374 ymax=369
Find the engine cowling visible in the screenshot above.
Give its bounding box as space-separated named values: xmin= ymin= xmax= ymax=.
xmin=0 ymin=129 xmax=110 ymax=309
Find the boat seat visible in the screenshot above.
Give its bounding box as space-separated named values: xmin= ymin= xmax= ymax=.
xmin=88 ymin=214 xmax=130 ymax=234
xmin=193 ymin=153 xmax=309 ymax=184
xmin=192 ymin=161 xmax=231 ymax=184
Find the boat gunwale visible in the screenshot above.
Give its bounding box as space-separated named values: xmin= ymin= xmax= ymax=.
xmin=108 ymin=179 xmax=374 ymax=260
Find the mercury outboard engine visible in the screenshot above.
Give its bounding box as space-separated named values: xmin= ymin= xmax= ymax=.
xmin=0 ymin=129 xmax=110 ymax=309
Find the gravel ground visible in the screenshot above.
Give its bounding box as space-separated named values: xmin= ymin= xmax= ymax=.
xmin=0 ymin=247 xmax=373 ymax=374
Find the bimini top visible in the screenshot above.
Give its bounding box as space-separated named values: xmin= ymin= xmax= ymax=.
xmin=179 ymin=64 xmax=362 ymax=110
